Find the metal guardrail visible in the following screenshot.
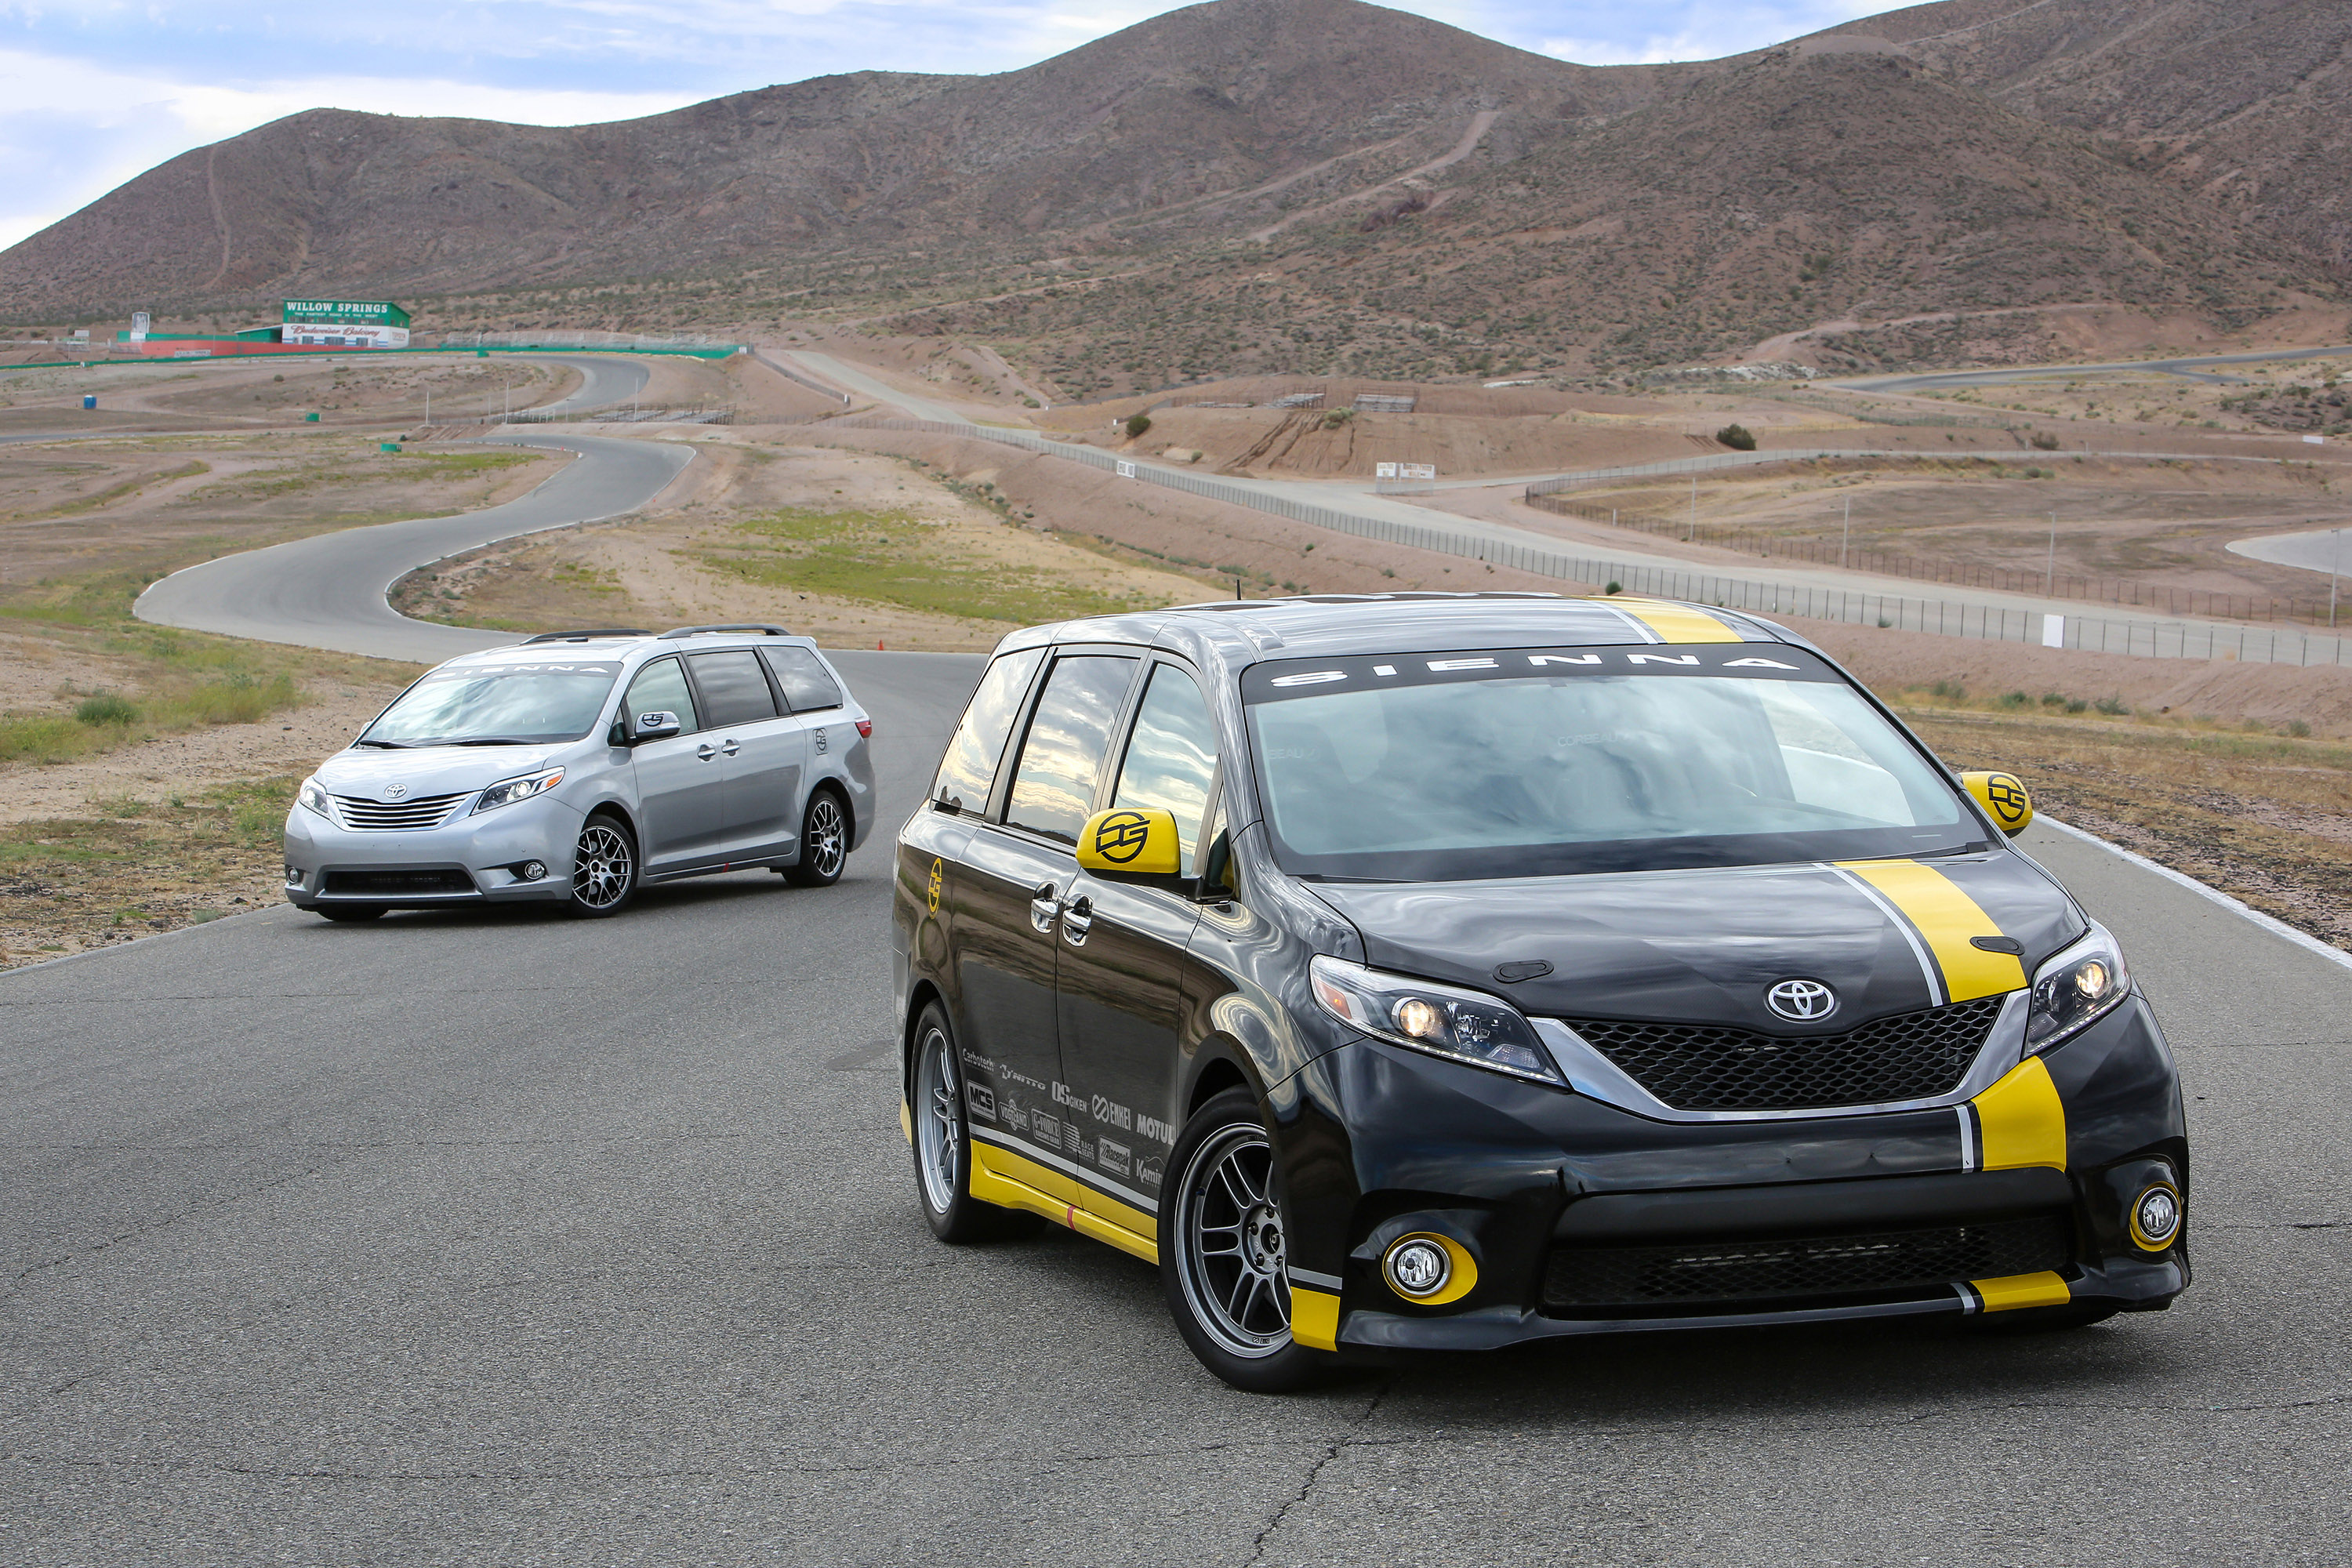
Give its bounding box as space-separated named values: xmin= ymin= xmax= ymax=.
xmin=801 ymin=418 xmax=2350 ymax=666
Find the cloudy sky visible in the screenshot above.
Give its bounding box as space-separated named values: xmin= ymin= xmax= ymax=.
xmin=0 ymin=0 xmax=1888 ymax=252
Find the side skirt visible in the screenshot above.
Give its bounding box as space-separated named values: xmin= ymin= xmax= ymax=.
xmin=969 ymin=1130 xmax=1160 ymax=1265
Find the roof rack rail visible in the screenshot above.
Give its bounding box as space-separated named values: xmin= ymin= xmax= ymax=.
xmin=658 ymin=623 xmax=791 ymax=640
xmin=521 ymin=628 xmax=652 ymax=644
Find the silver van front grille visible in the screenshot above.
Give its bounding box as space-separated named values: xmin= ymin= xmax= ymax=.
xmin=332 ymin=791 xmax=468 ymax=830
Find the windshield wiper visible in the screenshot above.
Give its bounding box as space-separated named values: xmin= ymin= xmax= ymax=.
xmin=352 ymin=739 xmax=412 ymax=749
xmin=446 ymin=737 xmax=543 ymax=746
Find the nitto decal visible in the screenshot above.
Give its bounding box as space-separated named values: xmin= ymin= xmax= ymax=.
xmin=1097 ymin=1138 xmax=1133 ymax=1178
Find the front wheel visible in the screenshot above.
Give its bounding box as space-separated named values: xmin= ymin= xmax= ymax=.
xmin=1160 ymin=1087 xmax=1330 ymax=1393
xmin=786 ymin=789 xmax=848 ymax=887
xmin=568 ymin=815 xmax=637 ymax=917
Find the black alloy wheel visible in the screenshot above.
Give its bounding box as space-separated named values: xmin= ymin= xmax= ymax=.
xmin=317 ymin=904 xmax=387 ymax=923
xmin=1160 ymin=1087 xmax=1330 ymax=1393
xmin=786 ymin=789 xmax=848 ymax=887
xmin=568 ymin=814 xmax=637 ymax=917
xmin=912 ymin=1005 xmax=1025 ymax=1243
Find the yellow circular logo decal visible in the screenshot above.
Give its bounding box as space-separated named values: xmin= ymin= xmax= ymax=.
xmin=926 ymin=858 xmax=944 ymax=913
xmin=1091 ymin=810 xmax=1153 ymax=866
xmin=1982 ymin=773 xmax=2030 ymax=826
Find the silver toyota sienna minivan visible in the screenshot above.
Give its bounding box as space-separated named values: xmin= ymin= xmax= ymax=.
xmin=284 ymin=626 xmax=873 ymax=920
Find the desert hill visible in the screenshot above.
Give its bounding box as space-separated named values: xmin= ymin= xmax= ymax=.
xmin=2 ymin=0 xmax=2342 ymax=384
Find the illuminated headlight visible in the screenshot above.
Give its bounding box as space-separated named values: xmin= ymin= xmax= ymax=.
xmin=1308 ymin=955 xmax=1564 ymax=1086
xmin=471 ymin=767 xmax=564 ymax=815
xmin=296 ymin=776 xmax=335 ymax=822
xmin=2025 ymin=923 xmax=2130 ymax=1053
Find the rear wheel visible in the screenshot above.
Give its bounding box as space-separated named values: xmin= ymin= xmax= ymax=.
xmin=786 ymin=789 xmax=848 ymax=887
xmin=1160 ymin=1087 xmax=1330 ymax=1393
xmin=568 ymin=815 xmax=637 ymax=917
xmin=317 ymin=904 xmax=385 ymax=923
xmin=911 ymin=1007 xmax=1024 ymax=1242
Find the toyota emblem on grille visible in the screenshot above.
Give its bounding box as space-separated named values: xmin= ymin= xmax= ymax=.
xmin=1766 ymin=978 xmax=1838 ymax=1022
xmin=382 ymin=784 xmax=408 ymax=800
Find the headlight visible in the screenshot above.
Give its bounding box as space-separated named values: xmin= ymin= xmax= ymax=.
xmin=2025 ymin=923 xmax=2129 ymax=1053
xmin=471 ymin=766 xmax=564 ymax=815
xmin=296 ymin=776 xmax=334 ymax=821
xmin=1308 ymin=955 xmax=1565 ymax=1086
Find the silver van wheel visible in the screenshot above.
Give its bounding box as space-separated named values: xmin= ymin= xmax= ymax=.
xmin=788 ymin=792 xmax=847 ymax=886
xmin=1174 ymin=1122 xmax=1291 ymax=1359
xmin=916 ymin=1025 xmax=961 ymax=1216
xmin=572 ymin=820 xmax=634 ymax=913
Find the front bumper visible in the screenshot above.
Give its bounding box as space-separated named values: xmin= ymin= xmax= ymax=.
xmin=1280 ymin=992 xmax=2188 ymax=1351
xmin=282 ymin=797 xmax=586 ymax=908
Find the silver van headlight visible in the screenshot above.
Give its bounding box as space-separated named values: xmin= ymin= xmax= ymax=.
xmin=472 ymin=766 xmax=565 ymax=815
xmin=296 ymin=776 xmax=335 ymax=822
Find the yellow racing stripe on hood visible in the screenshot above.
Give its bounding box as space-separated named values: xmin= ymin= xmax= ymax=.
xmin=1836 ymin=858 xmax=2028 ymax=1001
xmin=1611 ymin=599 xmax=1745 ymax=644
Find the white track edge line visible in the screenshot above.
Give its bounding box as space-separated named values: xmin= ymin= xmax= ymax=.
xmin=2039 ymin=815 xmax=2352 ymax=975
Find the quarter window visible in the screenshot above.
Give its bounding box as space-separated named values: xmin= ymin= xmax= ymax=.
xmin=1004 ymin=655 xmax=1138 ymax=845
xmin=763 ymin=645 xmax=844 ymax=713
xmin=1112 ymin=665 xmax=1219 ymax=875
xmin=688 ymin=651 xmax=779 ymax=728
xmin=622 ymin=658 xmax=699 ymax=734
xmin=933 ymin=647 xmax=1046 ymax=811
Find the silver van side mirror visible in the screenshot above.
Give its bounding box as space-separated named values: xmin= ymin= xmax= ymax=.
xmin=630 ymin=710 xmax=681 ymax=743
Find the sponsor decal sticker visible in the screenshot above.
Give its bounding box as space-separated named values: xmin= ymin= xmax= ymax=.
xmin=1134 ymin=1113 xmax=1177 ymax=1145
xmin=1136 ymin=1154 xmax=1165 ymax=1190
xmin=1067 ymin=1132 xmax=1096 ymax=1163
xmin=926 ymin=858 xmax=943 ymax=913
xmin=1097 ymin=1138 xmax=1132 ymax=1179
xmin=967 ymin=1081 xmax=996 ymax=1120
xmin=1029 ymin=1114 xmax=1062 ymax=1150
xmin=1088 ymin=811 xmax=1155 ymax=866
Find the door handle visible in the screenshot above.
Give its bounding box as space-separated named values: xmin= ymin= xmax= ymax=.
xmin=1061 ymin=895 xmax=1094 ymax=946
xmin=719 ymin=739 xmax=741 ymax=757
xmin=695 ymin=742 xmax=719 ymax=760
xmin=1029 ymin=883 xmax=1062 ymax=935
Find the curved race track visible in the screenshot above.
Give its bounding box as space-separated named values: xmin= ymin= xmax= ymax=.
xmin=5 ymin=419 xmax=2352 ymax=1563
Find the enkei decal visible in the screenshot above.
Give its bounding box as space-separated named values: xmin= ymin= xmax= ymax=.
xmin=1096 ymin=1138 xmax=1133 ymax=1178
xmin=967 ymin=1081 xmax=996 ymax=1120
xmin=1091 ymin=1094 xmax=1133 ymax=1131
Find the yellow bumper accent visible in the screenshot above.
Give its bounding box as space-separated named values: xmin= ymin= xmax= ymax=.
xmin=1290 ymin=1286 xmax=1342 ymax=1352
xmin=970 ymin=1141 xmax=1159 ymax=1264
xmin=1837 ymin=858 xmax=2027 ymax=1001
xmin=1612 ymin=599 xmax=1744 ymax=644
xmin=1386 ymin=1232 xmax=1479 ymax=1306
xmin=1973 ymin=1055 xmax=2068 ymax=1171
xmin=1971 ymin=1270 xmax=2072 ymax=1312
xmin=899 ymin=1100 xmax=913 ymax=1145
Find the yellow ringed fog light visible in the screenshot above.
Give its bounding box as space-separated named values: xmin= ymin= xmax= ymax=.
xmin=1381 ymin=1232 xmax=1478 ymax=1305
xmin=2129 ymin=1182 xmax=2183 ymax=1251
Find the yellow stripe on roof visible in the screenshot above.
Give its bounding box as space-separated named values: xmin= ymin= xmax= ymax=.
xmin=1610 ymin=599 xmax=1744 ymax=644
xmin=1837 ymin=858 xmax=2028 ymax=1002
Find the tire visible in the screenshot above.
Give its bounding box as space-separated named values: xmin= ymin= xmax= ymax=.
xmin=910 ymin=1006 xmax=1025 ymax=1243
xmin=568 ymin=813 xmax=638 ymax=918
xmin=1160 ymin=1087 xmax=1330 ymax=1393
xmin=317 ymin=904 xmax=386 ymax=923
xmin=786 ymin=789 xmax=849 ymax=887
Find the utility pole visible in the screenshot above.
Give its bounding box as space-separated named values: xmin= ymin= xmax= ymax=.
xmin=1690 ymin=477 xmax=1697 ymax=543
xmin=2332 ymin=527 xmax=2343 ymax=630
xmin=2045 ymin=514 xmax=2056 ymax=595
xmin=1841 ymin=495 xmax=1851 ymax=569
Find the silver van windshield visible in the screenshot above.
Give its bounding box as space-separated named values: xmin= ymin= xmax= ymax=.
xmin=361 ymin=662 xmax=623 ymax=747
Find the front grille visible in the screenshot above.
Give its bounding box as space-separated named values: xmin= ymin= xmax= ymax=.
xmin=1544 ymin=1213 xmax=2072 ymax=1312
xmin=321 ymin=869 xmax=477 ymax=897
xmin=332 ymin=791 xmax=468 ymax=830
xmin=1561 ymin=994 xmax=2005 ymax=1112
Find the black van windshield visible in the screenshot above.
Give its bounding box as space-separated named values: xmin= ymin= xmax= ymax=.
xmin=1241 ymin=644 xmax=1979 ymax=880
xmin=361 ymin=661 xmax=622 ymax=746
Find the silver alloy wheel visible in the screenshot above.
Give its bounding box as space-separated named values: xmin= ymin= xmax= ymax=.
xmin=806 ymin=794 xmax=847 ymax=879
xmin=572 ymin=822 xmax=633 ymax=909
xmin=916 ymin=1026 xmax=960 ymax=1215
xmin=1174 ymin=1122 xmax=1291 ymax=1359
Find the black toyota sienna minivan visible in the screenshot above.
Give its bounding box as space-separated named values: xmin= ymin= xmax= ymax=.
xmin=891 ymin=593 xmax=2188 ymax=1391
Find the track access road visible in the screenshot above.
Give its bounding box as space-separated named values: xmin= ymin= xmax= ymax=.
xmin=3 ymin=651 xmax=2349 ymax=1565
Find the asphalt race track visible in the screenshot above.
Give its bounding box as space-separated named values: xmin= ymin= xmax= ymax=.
xmin=4 ymin=637 xmax=2350 ymax=1564
xmin=1846 ymin=342 xmax=2352 ymax=393
xmin=132 ymin=430 xmax=695 ymax=662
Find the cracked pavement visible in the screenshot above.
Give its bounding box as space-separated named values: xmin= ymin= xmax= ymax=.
xmin=3 ymin=649 xmax=2349 ymax=1566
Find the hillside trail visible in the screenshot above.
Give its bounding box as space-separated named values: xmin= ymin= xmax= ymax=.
xmin=1247 ymin=109 xmax=1498 ymax=242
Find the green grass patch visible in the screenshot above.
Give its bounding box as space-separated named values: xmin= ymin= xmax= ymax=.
xmin=696 ymin=506 xmax=1167 ymax=625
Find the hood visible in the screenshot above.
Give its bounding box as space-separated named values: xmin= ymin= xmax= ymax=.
xmin=312 ymin=744 xmax=563 ymax=802
xmin=1308 ymin=853 xmax=2084 ymax=1033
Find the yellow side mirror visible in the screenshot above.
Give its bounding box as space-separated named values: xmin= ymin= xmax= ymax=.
xmin=1961 ymin=771 xmax=2034 ymax=837
xmin=1077 ymin=807 xmax=1181 ymax=877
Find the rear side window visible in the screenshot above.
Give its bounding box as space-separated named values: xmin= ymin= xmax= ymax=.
xmin=1004 ymin=655 xmax=1138 ymax=844
xmin=623 ymin=657 xmax=699 ymax=733
xmin=1112 ymin=665 xmax=1219 ymax=875
xmin=764 ymin=645 xmax=844 ymax=713
xmin=689 ymin=651 xmax=779 ymax=728
xmin=933 ymin=647 xmax=1045 ymax=811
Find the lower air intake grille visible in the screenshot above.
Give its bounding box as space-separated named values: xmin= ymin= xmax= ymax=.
xmin=321 ymin=869 xmax=476 ymax=897
xmin=1561 ymin=994 xmax=2006 ymax=1112
xmin=1543 ymin=1213 xmax=2073 ymax=1312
